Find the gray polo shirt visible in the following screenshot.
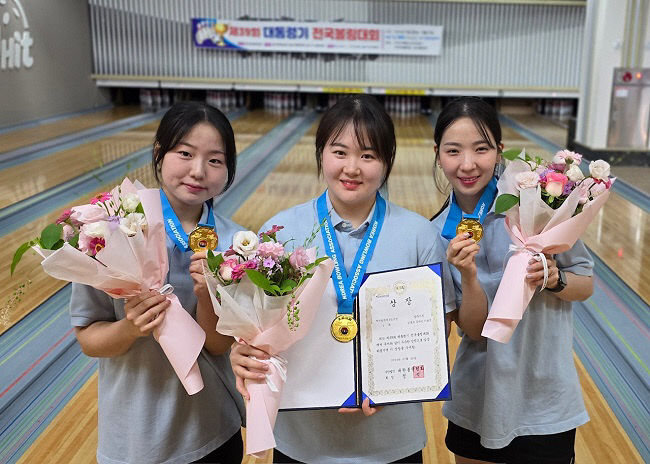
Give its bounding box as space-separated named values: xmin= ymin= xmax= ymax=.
xmin=70 ymin=204 xmax=245 ymax=464
xmin=260 ymin=193 xmax=437 ymax=463
xmin=432 ymin=202 xmax=593 ymax=449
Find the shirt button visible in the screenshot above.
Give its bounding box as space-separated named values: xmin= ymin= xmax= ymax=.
xmin=341 ymin=221 xmax=351 ymax=230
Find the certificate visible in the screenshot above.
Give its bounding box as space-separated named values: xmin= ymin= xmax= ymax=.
xmin=358 ymin=263 xmax=450 ymax=405
xmin=278 ymin=263 xmax=450 ymax=410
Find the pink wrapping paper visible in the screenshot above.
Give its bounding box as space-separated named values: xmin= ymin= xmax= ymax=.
xmin=34 ymin=178 xmax=206 ymax=394
xmin=205 ymin=258 xmax=334 ymax=456
xmin=482 ymin=179 xmax=612 ymax=343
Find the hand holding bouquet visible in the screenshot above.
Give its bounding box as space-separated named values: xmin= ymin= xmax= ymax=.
xmin=11 ymin=178 xmax=206 ymax=394
xmin=203 ymin=224 xmax=333 ymax=456
xmin=483 ymin=149 xmax=614 ymax=343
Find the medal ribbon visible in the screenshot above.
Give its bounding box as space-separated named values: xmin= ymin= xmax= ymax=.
xmin=160 ymin=190 xmax=215 ymax=251
xmin=317 ymin=191 xmax=386 ymax=315
xmin=441 ymin=177 xmax=498 ymax=239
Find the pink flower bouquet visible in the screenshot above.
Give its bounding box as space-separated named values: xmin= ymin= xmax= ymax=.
xmin=203 ymin=225 xmax=333 ymax=457
xmin=483 ymin=149 xmax=614 ymax=343
xmin=11 ymin=178 xmax=206 ymax=394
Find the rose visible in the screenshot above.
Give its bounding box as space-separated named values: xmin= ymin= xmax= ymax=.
xmin=589 ymin=160 xmax=611 ymax=180
xmin=232 ymin=231 xmax=259 ymax=258
xmin=289 ymin=246 xmax=314 ymax=269
xmin=515 ymin=171 xmax=540 ymax=190
xmin=257 ymin=241 xmax=285 ymax=260
xmin=218 ymin=258 xmax=239 ymax=282
xmin=122 ymin=193 xmax=140 ymax=213
xmin=565 ymin=164 xmax=585 ymax=182
xmin=71 ymin=204 xmax=109 ymax=223
xmin=545 ymin=172 xmax=568 ymax=197
xmin=119 ymin=212 xmax=147 ymax=236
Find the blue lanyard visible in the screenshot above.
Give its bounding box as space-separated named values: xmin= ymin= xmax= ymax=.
xmin=317 ymin=191 xmax=386 ymax=315
xmin=160 ymin=190 xmax=215 ymax=251
xmin=441 ymin=177 xmax=497 ymax=240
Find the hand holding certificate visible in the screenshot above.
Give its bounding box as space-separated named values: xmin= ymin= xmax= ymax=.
xmin=278 ymin=262 xmax=451 ymax=411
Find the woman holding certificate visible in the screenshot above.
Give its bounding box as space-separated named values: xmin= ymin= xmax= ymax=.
xmin=430 ymin=97 xmax=594 ymax=464
xmin=230 ymin=95 xmax=440 ymax=463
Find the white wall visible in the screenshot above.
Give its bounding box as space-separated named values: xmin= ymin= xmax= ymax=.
xmin=0 ymin=0 xmax=110 ymax=128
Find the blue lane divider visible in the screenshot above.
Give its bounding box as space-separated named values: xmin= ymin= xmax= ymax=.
xmin=499 ymin=114 xmax=650 ymax=214
xmin=573 ymin=250 xmax=650 ymax=461
xmin=0 ymin=104 xmax=114 ymax=135
xmin=0 ymin=110 xmax=165 ymax=170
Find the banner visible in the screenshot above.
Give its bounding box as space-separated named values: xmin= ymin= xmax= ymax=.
xmin=192 ymin=19 xmax=442 ymax=56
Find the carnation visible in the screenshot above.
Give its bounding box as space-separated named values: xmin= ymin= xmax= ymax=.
xmin=257 ymin=241 xmax=285 ymax=260
xmin=554 ymin=149 xmax=582 ymax=166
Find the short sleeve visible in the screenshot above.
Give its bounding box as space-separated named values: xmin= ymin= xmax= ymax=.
xmin=556 ymin=239 xmax=594 ymax=277
xmin=69 ymin=283 xmax=117 ymax=327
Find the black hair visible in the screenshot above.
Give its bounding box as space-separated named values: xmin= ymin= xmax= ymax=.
xmin=432 ymin=97 xmax=502 ymax=194
xmin=315 ymin=94 xmax=396 ymax=187
xmin=152 ymin=101 xmax=237 ymax=192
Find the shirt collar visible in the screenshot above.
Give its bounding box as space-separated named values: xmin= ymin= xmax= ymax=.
xmin=325 ymin=190 xmax=376 ymax=234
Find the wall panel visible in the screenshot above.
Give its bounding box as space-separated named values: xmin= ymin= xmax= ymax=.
xmin=89 ymin=0 xmax=585 ymax=93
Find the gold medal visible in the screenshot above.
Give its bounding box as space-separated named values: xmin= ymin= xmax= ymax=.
xmin=456 ymin=218 xmax=483 ymax=242
xmin=189 ymin=226 xmax=218 ymax=252
xmin=331 ymin=314 xmax=358 ymax=342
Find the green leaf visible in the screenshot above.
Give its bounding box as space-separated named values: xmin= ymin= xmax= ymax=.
xmin=245 ymin=269 xmax=277 ymax=295
xmin=68 ymin=233 xmax=80 ymax=249
xmin=206 ymin=250 xmax=224 ymax=273
xmin=40 ymin=224 xmax=63 ymax=249
xmin=280 ymin=279 xmax=297 ymax=293
xmin=501 ymin=148 xmax=523 ymax=161
xmin=51 ymin=239 xmax=65 ymax=250
xmin=261 ymin=235 xmax=272 ymax=242
xmin=135 ymin=203 xmax=145 ymax=214
xmin=304 ymin=256 xmax=329 ymax=271
xmin=11 ymin=241 xmax=34 ymax=275
xmin=495 ymin=194 xmax=519 ymax=214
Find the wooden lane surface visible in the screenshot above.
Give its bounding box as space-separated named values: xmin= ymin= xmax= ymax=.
xmin=0 ymin=110 xmax=287 ymax=334
xmin=15 ymin=115 xmax=643 ymax=463
xmin=0 ymin=122 xmax=159 ymax=209
xmin=502 ymin=126 xmax=650 ymax=304
xmin=17 ymin=329 xmax=643 ymax=464
xmin=0 ymin=109 xmax=287 ymax=211
xmin=0 ymin=106 xmax=143 ymax=155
